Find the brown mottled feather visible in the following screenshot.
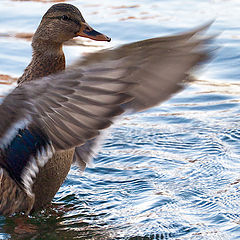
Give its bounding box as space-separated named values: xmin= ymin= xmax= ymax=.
xmin=18 ymin=51 xmax=65 ymax=85
xmin=32 ymin=149 xmax=74 ymax=212
xmin=0 ymin=168 xmax=32 ymax=215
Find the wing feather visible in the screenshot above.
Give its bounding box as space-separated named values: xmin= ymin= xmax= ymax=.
xmin=72 ymin=22 xmax=215 ymax=166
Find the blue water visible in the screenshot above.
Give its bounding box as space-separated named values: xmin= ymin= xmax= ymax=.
xmin=0 ymin=0 xmax=240 ymax=239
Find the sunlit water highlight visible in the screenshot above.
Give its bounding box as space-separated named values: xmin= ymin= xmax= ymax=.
xmin=0 ymin=0 xmax=240 ymax=239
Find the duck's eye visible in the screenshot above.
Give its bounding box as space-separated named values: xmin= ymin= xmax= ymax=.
xmin=61 ymin=15 xmax=70 ymax=21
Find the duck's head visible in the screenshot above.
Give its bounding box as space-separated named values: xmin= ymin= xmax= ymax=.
xmin=32 ymin=3 xmax=111 ymax=48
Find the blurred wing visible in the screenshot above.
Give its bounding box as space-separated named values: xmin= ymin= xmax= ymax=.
xmin=72 ymin=22 xmax=214 ymax=167
xmin=0 ymin=68 xmax=134 ymax=152
xmin=76 ymin=22 xmax=213 ymax=111
xmin=73 ymin=138 xmax=99 ymax=171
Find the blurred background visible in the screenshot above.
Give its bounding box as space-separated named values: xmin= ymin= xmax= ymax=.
xmin=0 ymin=0 xmax=240 ymax=239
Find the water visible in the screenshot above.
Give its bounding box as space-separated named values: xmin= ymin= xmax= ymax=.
xmin=0 ymin=0 xmax=240 ymax=239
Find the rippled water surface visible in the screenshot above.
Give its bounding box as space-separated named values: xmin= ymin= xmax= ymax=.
xmin=0 ymin=0 xmax=240 ymax=239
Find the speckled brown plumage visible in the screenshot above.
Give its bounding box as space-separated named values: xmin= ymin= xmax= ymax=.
xmin=0 ymin=168 xmax=32 ymax=215
xmin=18 ymin=50 xmax=65 ymax=85
xmin=31 ymin=149 xmax=74 ymax=212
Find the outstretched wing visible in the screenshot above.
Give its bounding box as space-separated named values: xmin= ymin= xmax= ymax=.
xmin=72 ymin=22 xmax=214 ymax=168
xmin=76 ymin=22 xmax=214 ymax=111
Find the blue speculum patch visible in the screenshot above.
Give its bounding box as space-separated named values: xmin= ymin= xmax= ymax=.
xmin=1 ymin=127 xmax=50 ymax=186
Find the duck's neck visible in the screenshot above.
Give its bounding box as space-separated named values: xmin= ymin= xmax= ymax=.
xmin=17 ymin=40 xmax=65 ymax=84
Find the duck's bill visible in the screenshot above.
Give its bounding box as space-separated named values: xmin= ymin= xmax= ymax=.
xmin=77 ymin=22 xmax=111 ymax=42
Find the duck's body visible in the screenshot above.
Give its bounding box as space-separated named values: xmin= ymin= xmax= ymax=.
xmin=17 ymin=34 xmax=67 ymax=212
xmin=32 ymin=150 xmax=74 ymax=211
xmin=17 ymin=4 xmax=111 ymax=212
xmin=17 ymin=29 xmax=69 ymax=213
xmin=0 ymin=3 xmax=212 ymax=215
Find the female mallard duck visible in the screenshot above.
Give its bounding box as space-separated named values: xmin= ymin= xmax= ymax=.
xmin=0 ymin=3 xmax=212 ymax=215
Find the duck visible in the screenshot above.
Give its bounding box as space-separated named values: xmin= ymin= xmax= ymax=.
xmin=0 ymin=3 xmax=212 ymax=216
